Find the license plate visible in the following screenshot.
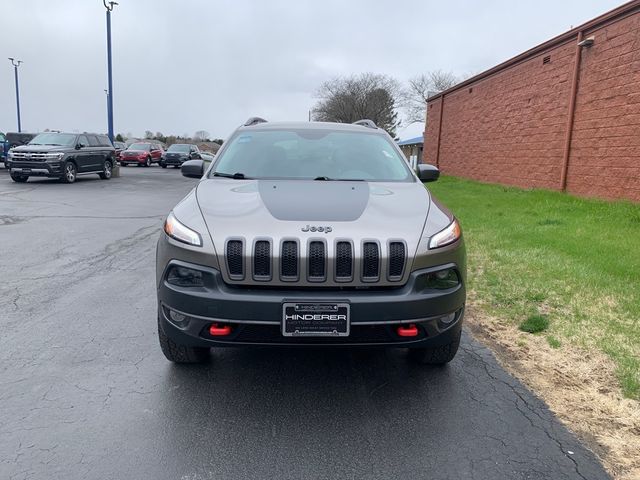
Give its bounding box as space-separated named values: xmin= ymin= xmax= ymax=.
xmin=282 ymin=303 xmax=350 ymax=337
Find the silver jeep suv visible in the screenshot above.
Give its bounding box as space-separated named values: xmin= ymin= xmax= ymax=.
xmin=156 ymin=118 xmax=466 ymax=364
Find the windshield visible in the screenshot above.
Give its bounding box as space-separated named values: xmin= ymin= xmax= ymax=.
xmin=128 ymin=143 xmax=150 ymax=151
xmin=210 ymin=129 xmax=413 ymax=181
xmin=167 ymin=144 xmax=190 ymax=153
xmin=29 ymin=133 xmax=76 ymax=146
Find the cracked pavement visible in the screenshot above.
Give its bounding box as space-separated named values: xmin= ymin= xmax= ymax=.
xmin=0 ymin=167 xmax=610 ymax=480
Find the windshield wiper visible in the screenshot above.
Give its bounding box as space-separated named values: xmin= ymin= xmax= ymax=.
xmin=213 ymin=171 xmax=249 ymax=179
xmin=314 ymin=176 xmax=364 ymax=181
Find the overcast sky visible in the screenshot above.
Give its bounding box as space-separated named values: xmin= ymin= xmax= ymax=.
xmin=0 ymin=0 xmax=623 ymax=140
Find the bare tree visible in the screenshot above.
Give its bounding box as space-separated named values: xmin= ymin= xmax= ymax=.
xmin=194 ymin=130 xmax=210 ymax=142
xmin=402 ymin=70 xmax=459 ymax=124
xmin=144 ymin=130 xmax=153 ymax=139
xmin=312 ymin=73 xmax=402 ymax=138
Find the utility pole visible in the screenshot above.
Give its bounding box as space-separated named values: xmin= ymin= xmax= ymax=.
xmin=8 ymin=58 xmax=23 ymax=132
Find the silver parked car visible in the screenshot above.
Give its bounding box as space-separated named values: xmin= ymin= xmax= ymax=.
xmin=156 ymin=118 xmax=466 ymax=364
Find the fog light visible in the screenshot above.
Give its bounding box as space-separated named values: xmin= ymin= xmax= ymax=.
xmin=440 ymin=312 xmax=456 ymax=325
xmin=167 ymin=266 xmax=204 ymax=287
xmin=424 ymin=269 xmax=459 ymax=289
xmin=166 ymin=308 xmax=190 ymax=328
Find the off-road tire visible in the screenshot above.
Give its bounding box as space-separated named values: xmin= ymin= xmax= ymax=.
xmin=10 ymin=173 xmax=28 ymax=183
xmin=408 ymin=329 xmax=461 ymax=365
xmin=99 ymin=160 xmax=112 ymax=180
xmin=158 ymin=317 xmax=210 ymax=364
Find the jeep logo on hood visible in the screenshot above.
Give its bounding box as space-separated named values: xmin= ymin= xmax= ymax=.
xmin=301 ymin=225 xmax=332 ymax=233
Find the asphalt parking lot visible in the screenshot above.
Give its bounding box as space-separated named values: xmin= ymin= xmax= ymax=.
xmin=0 ymin=166 xmax=609 ymax=480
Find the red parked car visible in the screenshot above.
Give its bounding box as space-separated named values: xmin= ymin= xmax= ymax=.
xmin=120 ymin=142 xmax=163 ymax=167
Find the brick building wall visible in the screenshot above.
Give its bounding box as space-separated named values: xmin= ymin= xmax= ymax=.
xmin=424 ymin=1 xmax=640 ymax=202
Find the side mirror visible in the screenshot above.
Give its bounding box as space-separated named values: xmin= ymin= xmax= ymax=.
xmin=75 ymin=143 xmax=84 ymax=150
xmin=417 ymin=164 xmax=440 ymax=182
xmin=181 ymin=159 xmax=205 ymax=178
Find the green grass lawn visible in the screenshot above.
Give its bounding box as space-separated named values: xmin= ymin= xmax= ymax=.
xmin=428 ymin=176 xmax=640 ymax=399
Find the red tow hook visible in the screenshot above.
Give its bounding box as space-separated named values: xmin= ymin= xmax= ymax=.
xmin=397 ymin=324 xmax=419 ymax=337
xmin=209 ymin=323 xmax=232 ymax=336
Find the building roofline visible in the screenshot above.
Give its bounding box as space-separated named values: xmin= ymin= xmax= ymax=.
xmin=427 ymin=0 xmax=640 ymax=102
xmin=397 ymin=136 xmax=424 ymax=146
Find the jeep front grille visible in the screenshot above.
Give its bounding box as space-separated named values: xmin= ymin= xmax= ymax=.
xmin=222 ymin=238 xmax=407 ymax=285
xmin=226 ymin=240 xmax=244 ymax=279
xmin=388 ymin=242 xmax=406 ymax=280
xmin=335 ymin=242 xmax=353 ymax=281
xmin=362 ymin=242 xmax=380 ymax=281
xmin=308 ymin=241 xmax=326 ymax=281
xmin=253 ymin=240 xmax=271 ymax=280
xmin=281 ymin=241 xmax=298 ymax=280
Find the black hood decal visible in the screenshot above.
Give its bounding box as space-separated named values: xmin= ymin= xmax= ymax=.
xmin=258 ymin=180 xmax=369 ymax=221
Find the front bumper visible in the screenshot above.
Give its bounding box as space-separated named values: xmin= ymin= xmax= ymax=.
xmin=158 ymin=259 xmax=466 ymax=348
xmin=9 ymin=161 xmax=62 ymax=177
xmin=120 ymin=156 xmax=145 ymax=164
xmin=163 ymin=156 xmax=186 ymax=166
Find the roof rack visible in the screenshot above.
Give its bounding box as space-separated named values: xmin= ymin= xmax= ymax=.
xmin=244 ymin=117 xmax=268 ymax=127
xmin=352 ymin=119 xmax=378 ymax=129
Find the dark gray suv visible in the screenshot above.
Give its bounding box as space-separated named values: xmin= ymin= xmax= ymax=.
xmin=160 ymin=143 xmax=202 ymax=168
xmin=7 ymin=132 xmax=115 ymax=183
xmin=156 ymin=118 xmax=466 ymax=365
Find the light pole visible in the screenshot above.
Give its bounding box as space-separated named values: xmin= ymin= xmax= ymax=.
xmin=103 ymin=0 xmax=118 ymax=175
xmin=104 ymin=88 xmax=109 ymax=126
xmin=8 ymin=58 xmax=23 ymax=132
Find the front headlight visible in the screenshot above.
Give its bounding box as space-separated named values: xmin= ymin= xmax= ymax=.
xmin=164 ymin=212 xmax=202 ymax=247
xmin=429 ymin=219 xmax=461 ymax=249
xmin=46 ymin=153 xmax=65 ymax=161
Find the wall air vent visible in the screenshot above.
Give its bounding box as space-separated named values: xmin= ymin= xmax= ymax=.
xmin=543 ymin=55 xmax=551 ymax=64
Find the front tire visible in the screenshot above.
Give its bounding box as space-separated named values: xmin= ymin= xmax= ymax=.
xmin=10 ymin=173 xmax=28 ymax=183
xmin=144 ymin=156 xmax=151 ymax=167
xmin=158 ymin=316 xmax=210 ymax=364
xmin=408 ymin=329 xmax=461 ymax=365
xmin=99 ymin=159 xmax=112 ymax=180
xmin=62 ymin=161 xmax=77 ymax=183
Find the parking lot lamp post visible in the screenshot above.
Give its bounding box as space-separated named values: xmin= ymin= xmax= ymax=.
xmin=104 ymin=88 xmax=109 ymax=126
xmin=103 ymin=0 xmax=119 ymax=176
xmin=8 ymin=58 xmax=23 ymax=132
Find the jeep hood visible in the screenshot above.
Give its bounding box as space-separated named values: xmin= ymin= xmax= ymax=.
xmin=195 ymin=179 xmax=431 ymax=248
